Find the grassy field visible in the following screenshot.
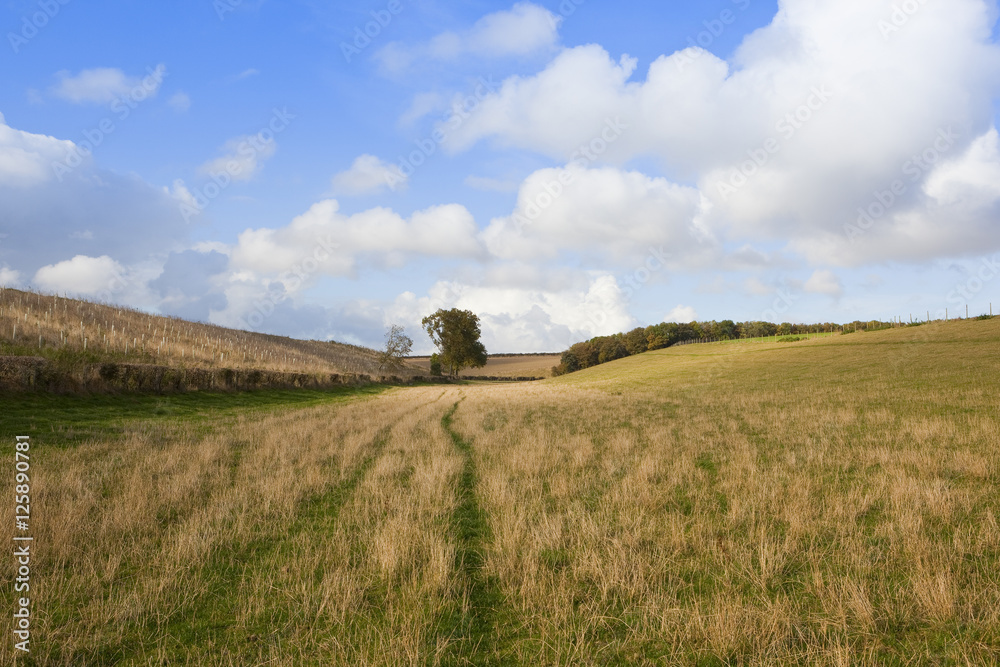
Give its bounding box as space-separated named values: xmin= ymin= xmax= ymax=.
xmin=3 ymin=318 xmax=1000 ymax=664
xmin=408 ymin=354 xmax=561 ymax=378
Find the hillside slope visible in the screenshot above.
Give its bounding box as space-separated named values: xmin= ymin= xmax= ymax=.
xmin=0 ymin=288 xmax=419 ymax=379
xmin=552 ymin=316 xmax=1000 ymax=391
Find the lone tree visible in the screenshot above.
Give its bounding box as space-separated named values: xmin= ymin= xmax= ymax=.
xmin=378 ymin=324 xmax=413 ymax=374
xmin=421 ymin=309 xmax=488 ymax=377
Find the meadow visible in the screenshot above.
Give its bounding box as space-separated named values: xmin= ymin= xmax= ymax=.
xmin=2 ymin=318 xmax=999 ymax=665
xmin=408 ymin=354 xmax=562 ymax=379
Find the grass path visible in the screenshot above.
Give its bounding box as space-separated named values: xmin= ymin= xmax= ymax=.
xmin=438 ymin=399 xmax=514 ymax=666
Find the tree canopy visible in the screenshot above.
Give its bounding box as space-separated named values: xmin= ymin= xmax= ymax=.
xmin=552 ymin=319 xmax=846 ymax=376
xmin=421 ymin=309 xmax=488 ymax=377
xmin=377 ymin=324 xmax=413 ymax=374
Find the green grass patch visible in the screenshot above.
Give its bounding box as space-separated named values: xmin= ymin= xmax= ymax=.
xmin=0 ymin=385 xmax=391 ymax=447
xmin=438 ymin=402 xmax=520 ymax=666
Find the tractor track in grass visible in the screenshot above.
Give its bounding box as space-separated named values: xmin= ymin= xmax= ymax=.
xmin=124 ymin=392 xmax=447 ymax=663
xmin=437 ymin=399 xmax=515 ymax=666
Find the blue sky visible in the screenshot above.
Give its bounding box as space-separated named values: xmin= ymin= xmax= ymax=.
xmin=3 ymin=0 xmax=1000 ymax=353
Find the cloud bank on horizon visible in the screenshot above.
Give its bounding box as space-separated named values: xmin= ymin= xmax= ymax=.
xmin=2 ymin=0 xmax=1000 ymax=353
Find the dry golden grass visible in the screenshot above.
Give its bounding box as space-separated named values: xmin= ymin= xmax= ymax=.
xmin=0 ymin=287 xmax=415 ymax=377
xmin=2 ymin=318 xmax=999 ymax=664
xmin=409 ymin=355 xmax=561 ymax=378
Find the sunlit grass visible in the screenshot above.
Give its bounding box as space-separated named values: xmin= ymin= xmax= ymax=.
xmin=3 ymin=318 xmax=999 ymax=664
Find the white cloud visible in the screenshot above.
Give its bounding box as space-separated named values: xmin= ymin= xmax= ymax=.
xmin=665 ymin=305 xmax=698 ymax=323
xmin=438 ymin=46 xmax=638 ymax=157
xmin=438 ymin=0 xmax=1000 ymax=266
xmin=376 ymin=2 xmax=561 ymax=73
xmin=168 ymin=92 xmax=191 ymax=112
xmin=237 ymin=68 xmax=260 ymax=80
xmin=50 ymin=65 xmax=167 ymax=105
xmin=462 ymin=2 xmax=561 ymax=58
xmin=199 ymin=134 xmax=276 ymax=183
xmin=33 ymin=255 xmax=125 ymax=295
xmin=166 ymin=179 xmax=199 ymax=212
xmin=0 ymin=116 xmax=76 ymax=188
xmin=229 ymin=199 xmax=484 ymax=283
xmin=925 ymin=127 xmax=1000 ymax=208
xmin=481 ymin=164 xmax=715 ymax=267
xmin=804 ymin=270 xmax=843 ymax=298
xmin=0 ymin=265 xmax=22 ymax=288
xmin=400 ymin=92 xmax=445 ymax=126
xmin=331 ymin=154 xmax=407 ymax=195
xmin=0 ymin=116 xmax=190 ymax=277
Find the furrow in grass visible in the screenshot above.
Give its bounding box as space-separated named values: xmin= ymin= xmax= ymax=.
xmin=150 ymin=422 xmax=396 ymax=660
xmin=436 ymin=400 xmax=513 ymax=666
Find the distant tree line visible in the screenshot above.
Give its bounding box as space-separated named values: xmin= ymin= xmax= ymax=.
xmin=552 ymin=320 xmax=847 ymax=376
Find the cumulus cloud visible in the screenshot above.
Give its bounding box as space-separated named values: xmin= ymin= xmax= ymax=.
xmin=50 ymin=65 xmax=167 ymax=105
xmin=481 ymin=165 xmax=715 ymax=267
xmin=0 ymin=115 xmax=76 ymax=188
xmin=0 ymin=116 xmax=191 ymax=277
xmin=166 ymin=180 xmax=199 ymax=212
xmin=439 ymin=0 xmax=1000 ymax=266
xmin=33 ymin=255 xmax=124 ymax=295
xmin=0 ymin=265 xmax=22 ymax=288
xmin=229 ymin=199 xmax=484 ymax=284
xmin=150 ymin=250 xmax=229 ymax=322
xmin=925 ymin=127 xmax=1000 ymax=209
xmin=665 ymin=305 xmax=698 ymax=323
xmin=332 ymin=154 xmax=407 ymax=195
xmin=376 ymin=2 xmax=561 ymax=73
